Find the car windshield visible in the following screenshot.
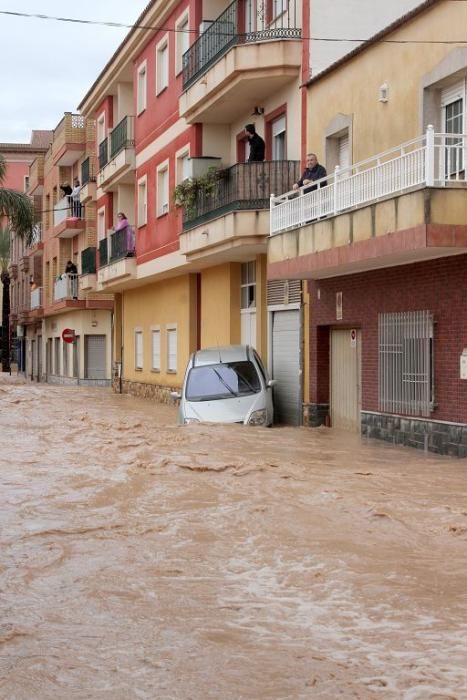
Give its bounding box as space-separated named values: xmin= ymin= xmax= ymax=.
xmin=186 ymin=361 xmax=261 ymax=401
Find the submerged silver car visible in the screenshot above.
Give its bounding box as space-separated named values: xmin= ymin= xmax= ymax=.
xmin=172 ymin=345 xmax=276 ymax=426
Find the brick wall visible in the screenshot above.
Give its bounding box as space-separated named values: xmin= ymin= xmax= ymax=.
xmin=309 ymin=254 xmax=467 ymax=424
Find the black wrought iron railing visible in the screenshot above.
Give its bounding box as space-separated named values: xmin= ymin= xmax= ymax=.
xmin=99 ymin=138 xmax=108 ymax=169
xmin=183 ymin=160 xmax=300 ymax=230
xmin=182 ymin=0 xmax=301 ymax=89
xmin=81 ymin=247 xmax=97 ymax=275
xmin=109 ymin=227 xmax=136 ymax=263
xmin=110 ymin=116 xmax=135 ymax=159
xmin=99 ymin=238 xmax=108 ymax=267
xmin=81 ymin=157 xmax=95 ymax=186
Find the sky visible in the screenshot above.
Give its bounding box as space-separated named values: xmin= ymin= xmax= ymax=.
xmin=1 ymin=1 xmax=150 ymax=143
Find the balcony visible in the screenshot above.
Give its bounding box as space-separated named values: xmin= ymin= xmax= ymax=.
xmin=180 ymin=160 xmax=299 ymax=261
xmin=97 ymin=116 xmax=135 ymax=191
xmin=54 ymin=274 xmax=79 ymax=302
xmin=30 ymin=287 xmax=43 ymax=311
xmin=18 ymin=300 xmax=31 ymax=324
xmin=52 ymin=113 xmax=86 ymax=166
xmin=97 ymin=227 xmax=136 ymax=287
xmin=53 ymin=196 xmax=86 ymax=238
xmin=80 ymin=156 xmax=97 ymax=203
xmin=28 ymin=156 xmax=45 ymax=195
xmin=29 ymin=223 xmax=44 ymax=257
xmin=180 ymin=0 xmax=301 ymax=123
xmin=268 ymin=127 xmax=467 ymax=280
xmin=79 ymin=247 xmax=97 ymax=291
xmin=18 ymin=255 xmax=29 ymax=273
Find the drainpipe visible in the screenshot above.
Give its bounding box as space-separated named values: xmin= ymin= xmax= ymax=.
xmin=298 ymin=285 xmax=304 ymax=427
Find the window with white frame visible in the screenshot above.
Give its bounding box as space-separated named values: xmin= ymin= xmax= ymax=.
xmin=241 ymin=261 xmax=256 ymax=309
xmin=378 ymin=310 xmax=434 ymax=418
xmin=137 ymin=62 xmax=147 ymax=114
xmin=167 ymin=327 xmax=177 ymax=372
xmin=156 ymin=37 xmax=169 ymax=94
xmin=137 ymin=177 xmax=147 ymax=226
xmin=176 ymin=148 xmax=190 ymax=184
xmin=135 ymin=330 xmax=143 ymax=369
xmin=271 ymin=114 xmax=286 ymax=160
xmin=151 ymin=328 xmax=161 ymax=371
xmin=175 ymin=13 xmax=190 ymax=75
xmin=97 ymin=207 xmax=106 ymax=240
xmin=441 ymin=83 xmax=465 ymax=176
xmin=157 ymin=162 xmax=169 ymax=215
xmin=97 ymin=113 xmax=106 ymax=144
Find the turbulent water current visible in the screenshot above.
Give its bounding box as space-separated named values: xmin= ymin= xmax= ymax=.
xmin=1 ymin=375 xmax=467 ymax=699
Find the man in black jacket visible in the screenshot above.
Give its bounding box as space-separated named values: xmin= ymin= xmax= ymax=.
xmin=293 ymin=153 xmax=327 ymax=191
xmin=245 ymin=124 xmax=265 ymax=162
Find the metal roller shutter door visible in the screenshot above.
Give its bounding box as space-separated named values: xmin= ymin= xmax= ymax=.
xmin=271 ymin=310 xmax=300 ymax=425
xmin=85 ymin=335 xmax=106 ymax=380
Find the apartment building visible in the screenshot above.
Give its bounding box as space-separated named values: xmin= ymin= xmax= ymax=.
xmin=25 ymin=113 xmax=113 ymax=384
xmin=269 ymin=0 xmax=467 ymax=453
xmin=1 ymin=131 xmax=52 ymax=372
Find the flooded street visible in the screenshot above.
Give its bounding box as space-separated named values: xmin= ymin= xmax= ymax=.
xmin=1 ymin=376 xmax=467 ymax=699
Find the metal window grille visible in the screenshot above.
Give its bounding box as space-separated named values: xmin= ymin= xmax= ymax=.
xmin=378 ymin=310 xmax=434 ymax=417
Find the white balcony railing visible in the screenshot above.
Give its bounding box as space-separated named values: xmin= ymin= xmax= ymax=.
xmin=270 ymin=126 xmax=467 ymax=236
xmin=30 ymin=287 xmax=42 ymax=309
xmin=53 ymin=274 xmax=79 ymax=301
xmin=53 ymin=196 xmax=84 ymax=227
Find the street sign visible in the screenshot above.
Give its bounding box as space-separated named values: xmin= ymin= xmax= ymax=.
xmin=62 ymin=328 xmax=75 ymax=344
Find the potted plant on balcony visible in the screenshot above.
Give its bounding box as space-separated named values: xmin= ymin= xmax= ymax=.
xmin=173 ymin=166 xmax=225 ymax=219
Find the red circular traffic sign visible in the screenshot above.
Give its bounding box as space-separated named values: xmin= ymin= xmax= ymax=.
xmin=62 ymin=328 xmax=75 ymax=344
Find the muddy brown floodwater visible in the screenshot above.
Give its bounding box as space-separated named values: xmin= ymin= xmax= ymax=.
xmin=1 ymin=375 xmax=467 ymax=699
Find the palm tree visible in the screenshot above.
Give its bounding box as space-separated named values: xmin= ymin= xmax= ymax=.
xmin=0 ymin=153 xmax=34 ymax=372
xmin=0 ymin=226 xmax=11 ymax=372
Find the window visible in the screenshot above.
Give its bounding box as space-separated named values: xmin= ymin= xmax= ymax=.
xmin=137 ymin=62 xmax=147 ymax=114
xmin=135 ymin=330 xmax=143 ymax=369
xmin=270 ymin=0 xmax=287 ymax=21
xmin=337 ymin=134 xmax=350 ymax=170
xmin=138 ymin=177 xmax=147 ymax=226
xmin=443 ymin=97 xmax=463 ymax=175
xmin=241 ymin=261 xmax=256 ymax=309
xmin=151 ymin=328 xmax=161 ymax=371
xmin=97 ymin=113 xmax=106 ymax=144
xmin=176 ymin=148 xmax=190 ymax=184
xmin=271 ymin=115 xmax=286 ymax=160
xmin=167 ymin=327 xmax=177 ymax=372
xmin=24 ymin=176 xmax=29 ymax=192
xmin=156 ymin=37 xmax=169 ymax=94
xmin=157 ymin=163 xmax=169 ymax=216
xmin=378 ymin=310 xmax=434 ymax=417
xmin=175 ymin=13 xmax=190 ymax=75
xmin=186 ymin=361 xmax=261 ymax=401
xmin=97 ymin=207 xmax=106 ymax=240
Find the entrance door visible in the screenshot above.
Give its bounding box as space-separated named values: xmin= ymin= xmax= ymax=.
xmin=31 ymin=340 xmax=35 ymax=380
xmin=85 ymin=335 xmax=106 ymax=379
xmin=37 ymin=336 xmax=42 ymax=381
xmin=271 ymin=309 xmax=300 ymax=425
xmin=330 ymin=329 xmax=361 ymax=431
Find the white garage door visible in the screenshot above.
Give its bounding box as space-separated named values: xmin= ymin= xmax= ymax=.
xmin=271 ymin=309 xmax=301 ymax=425
xmin=85 ymin=335 xmax=106 ymax=380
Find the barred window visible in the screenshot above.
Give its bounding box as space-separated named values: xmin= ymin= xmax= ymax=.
xmin=378 ymin=310 xmax=434 ymax=417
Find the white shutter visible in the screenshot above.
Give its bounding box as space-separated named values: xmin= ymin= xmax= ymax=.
xmin=135 ymin=331 xmax=143 ymax=369
xmin=441 ymin=81 xmax=465 ymax=108
xmin=167 ymin=328 xmax=177 ymax=371
xmin=338 ymin=134 xmax=350 ymax=169
xmin=152 ymin=330 xmax=161 ymax=370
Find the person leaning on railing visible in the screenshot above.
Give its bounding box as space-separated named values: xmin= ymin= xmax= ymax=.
xmin=293 ymin=153 xmax=327 ymax=193
xmin=115 ymin=212 xmax=135 ymax=256
xmin=244 ymin=124 xmax=265 ymax=162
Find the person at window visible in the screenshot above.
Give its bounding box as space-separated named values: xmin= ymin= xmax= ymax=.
xmin=115 ymin=212 xmax=135 ymax=256
xmin=65 ymin=260 xmax=78 ymax=275
xmin=244 ymin=124 xmax=265 ymax=162
xmin=293 ymin=153 xmax=327 ymax=192
xmin=60 ymin=181 xmax=73 ymax=213
xmin=71 ymin=178 xmax=82 ymax=218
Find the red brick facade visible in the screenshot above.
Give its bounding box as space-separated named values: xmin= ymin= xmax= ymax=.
xmin=309 ymin=254 xmax=467 ymax=424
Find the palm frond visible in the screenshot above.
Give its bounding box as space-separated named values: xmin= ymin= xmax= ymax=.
xmin=0 ymin=226 xmax=10 ymax=272
xmin=0 ymin=188 xmax=34 ymax=244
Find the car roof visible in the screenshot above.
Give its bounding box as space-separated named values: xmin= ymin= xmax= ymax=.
xmin=192 ymin=345 xmax=250 ymax=367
